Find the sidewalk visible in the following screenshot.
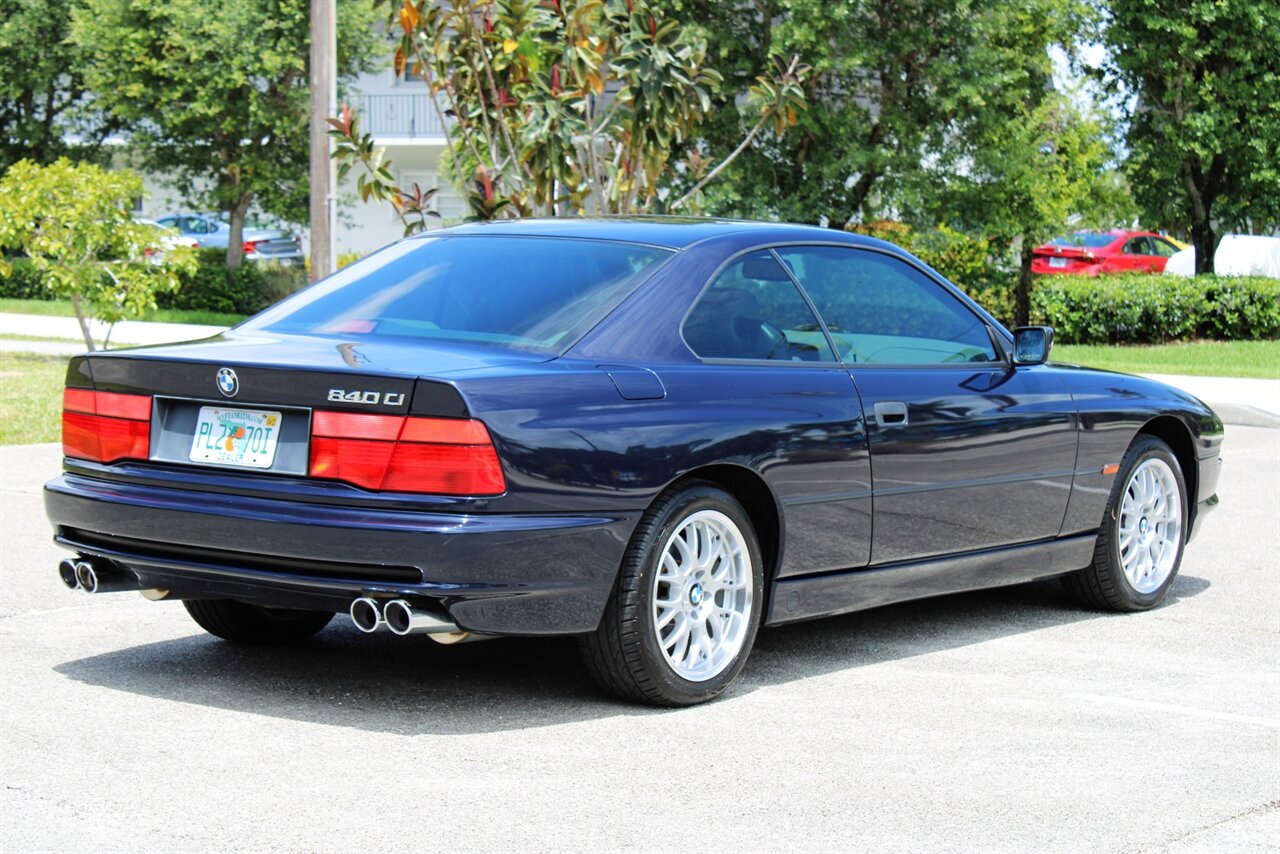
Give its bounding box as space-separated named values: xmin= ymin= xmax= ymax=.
xmin=1 ymin=311 xmax=1276 ymax=427
xmin=1142 ymin=374 xmax=1280 ymax=428
xmin=0 ymin=312 xmax=228 ymax=354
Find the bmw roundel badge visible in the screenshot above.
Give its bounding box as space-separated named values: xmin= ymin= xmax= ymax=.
xmin=216 ymin=367 xmax=239 ymax=398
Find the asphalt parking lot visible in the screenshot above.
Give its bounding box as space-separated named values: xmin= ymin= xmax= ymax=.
xmin=2 ymin=429 xmax=1277 ymax=853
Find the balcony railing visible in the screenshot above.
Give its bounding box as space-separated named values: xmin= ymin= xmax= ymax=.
xmin=354 ymin=94 xmax=450 ymax=140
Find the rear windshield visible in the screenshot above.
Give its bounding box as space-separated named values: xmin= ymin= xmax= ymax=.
xmin=243 ymin=236 xmax=671 ymax=354
xmin=1050 ymin=232 xmax=1117 ymax=248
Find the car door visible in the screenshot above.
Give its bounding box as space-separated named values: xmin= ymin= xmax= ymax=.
xmin=1120 ymin=236 xmax=1158 ymax=272
xmin=775 ymin=245 xmax=1078 ymax=565
xmin=681 ymin=249 xmax=873 ymax=576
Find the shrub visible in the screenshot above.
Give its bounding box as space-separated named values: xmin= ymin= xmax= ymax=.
xmin=0 ymin=257 xmax=49 ymax=299
xmin=3 ymin=248 xmax=307 ymax=316
xmin=1201 ymin=277 xmax=1280 ymax=340
xmin=155 ymin=250 xmax=305 ymax=315
xmin=1033 ymin=274 xmax=1280 ymax=344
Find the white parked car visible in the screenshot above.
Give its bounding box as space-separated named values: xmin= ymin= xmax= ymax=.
xmin=1164 ymin=234 xmax=1280 ymax=277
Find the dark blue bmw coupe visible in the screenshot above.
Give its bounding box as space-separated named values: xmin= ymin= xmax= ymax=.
xmin=45 ymin=218 xmax=1223 ymax=705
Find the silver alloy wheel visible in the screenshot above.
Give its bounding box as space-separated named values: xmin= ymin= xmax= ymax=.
xmin=1117 ymin=458 xmax=1183 ymax=594
xmin=651 ymin=509 xmax=754 ymax=682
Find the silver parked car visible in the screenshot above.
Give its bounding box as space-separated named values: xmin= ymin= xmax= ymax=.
xmin=155 ymin=213 xmax=304 ymax=265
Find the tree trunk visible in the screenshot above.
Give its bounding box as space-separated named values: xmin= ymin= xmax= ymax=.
xmin=224 ymin=193 xmax=254 ymax=269
xmin=1180 ymin=159 xmax=1219 ymax=275
xmin=1016 ymin=237 xmax=1034 ymax=328
xmin=70 ymin=293 xmax=95 ymax=352
xmin=1190 ymin=217 xmax=1215 ymax=275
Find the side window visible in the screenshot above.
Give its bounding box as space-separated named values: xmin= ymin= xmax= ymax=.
xmin=1152 ymin=238 xmax=1179 ymax=258
xmin=1125 ymin=237 xmax=1153 ymax=255
xmin=683 ymin=251 xmax=835 ymax=362
xmin=775 ymin=246 xmax=999 ymax=365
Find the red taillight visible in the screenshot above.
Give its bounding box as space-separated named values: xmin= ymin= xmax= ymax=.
xmin=308 ymin=411 xmax=505 ymax=495
xmin=63 ymin=389 xmax=152 ymax=463
xmin=243 ymin=239 xmax=263 ymax=254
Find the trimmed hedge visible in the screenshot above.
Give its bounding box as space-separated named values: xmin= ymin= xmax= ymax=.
xmin=0 ymin=258 xmax=49 ymax=299
xmin=1033 ymin=274 xmax=1280 ymax=344
xmin=0 ymin=249 xmax=305 ymax=316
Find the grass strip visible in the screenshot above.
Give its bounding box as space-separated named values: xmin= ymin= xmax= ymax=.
xmin=0 ymin=298 xmax=243 ymax=327
xmin=0 ymin=352 xmax=67 ymax=444
xmin=1054 ymin=340 xmax=1279 ymax=379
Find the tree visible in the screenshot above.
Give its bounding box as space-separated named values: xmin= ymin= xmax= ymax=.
xmin=650 ymin=0 xmax=1047 ymax=226
xmin=0 ymin=159 xmax=196 ymax=351
xmin=71 ymin=0 xmax=382 ymax=268
xmin=332 ymin=0 xmax=807 ymax=225
xmin=944 ymin=94 xmax=1111 ymax=324
xmin=1104 ymin=0 xmax=1280 ymax=272
xmin=0 ymin=0 xmax=118 ymax=172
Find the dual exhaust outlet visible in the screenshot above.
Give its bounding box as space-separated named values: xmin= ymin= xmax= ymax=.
xmin=58 ymin=558 xmax=139 ymax=594
xmin=349 ymin=597 xmax=473 ymax=644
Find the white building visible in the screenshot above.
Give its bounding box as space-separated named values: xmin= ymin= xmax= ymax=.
xmin=135 ymin=68 xmax=465 ymax=260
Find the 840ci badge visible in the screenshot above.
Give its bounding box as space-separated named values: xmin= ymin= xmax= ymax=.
xmin=189 ymin=407 xmax=282 ymax=469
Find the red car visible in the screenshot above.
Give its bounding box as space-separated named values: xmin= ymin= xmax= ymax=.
xmin=1032 ymin=230 xmax=1183 ymax=276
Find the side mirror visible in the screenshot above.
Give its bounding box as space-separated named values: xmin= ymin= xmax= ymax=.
xmin=1012 ymin=326 xmax=1053 ymax=366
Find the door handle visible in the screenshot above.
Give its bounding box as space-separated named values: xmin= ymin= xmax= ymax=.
xmin=873 ymin=401 xmax=909 ymax=427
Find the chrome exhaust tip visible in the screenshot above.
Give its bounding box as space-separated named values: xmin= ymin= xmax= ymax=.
xmin=349 ymin=597 xmax=383 ymax=633
xmin=58 ymin=559 xmax=81 ymax=591
xmin=383 ymin=599 xmax=460 ymax=637
xmin=73 ymin=560 xmax=99 ymax=593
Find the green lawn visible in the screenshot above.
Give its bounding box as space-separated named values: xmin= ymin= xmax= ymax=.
xmin=1054 ymin=340 xmax=1280 ymax=379
xmin=0 ymin=352 xmax=67 ymax=444
xmin=0 ymin=298 xmax=245 ymax=327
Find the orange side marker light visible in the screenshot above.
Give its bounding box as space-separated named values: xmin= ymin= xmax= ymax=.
xmin=1101 ymin=463 xmax=1120 ymax=476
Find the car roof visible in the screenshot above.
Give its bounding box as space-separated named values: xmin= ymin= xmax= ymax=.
xmin=432 ymin=216 xmax=881 ymax=250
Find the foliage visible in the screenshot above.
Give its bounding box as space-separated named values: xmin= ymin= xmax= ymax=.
xmin=0 ymin=159 xmax=195 ymax=350
xmin=1102 ymin=0 xmax=1280 ymax=273
xmin=2 ymin=246 xmax=304 ymax=317
xmin=153 ymin=251 xmax=303 ymax=316
xmin=0 ymin=0 xmax=118 ymax=172
xmin=1033 ymin=274 xmax=1280 ymax=344
xmin=332 ymin=0 xmax=808 ymax=226
xmin=0 ymin=258 xmax=48 ymax=300
xmin=650 ymin=0 xmax=1100 ymax=229
xmin=71 ymin=0 xmax=383 ymax=267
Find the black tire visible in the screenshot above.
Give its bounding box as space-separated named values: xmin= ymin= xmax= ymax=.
xmin=1063 ymin=434 xmax=1188 ymax=611
xmin=580 ymin=481 xmax=765 ymax=706
xmin=183 ymin=599 xmax=334 ymax=644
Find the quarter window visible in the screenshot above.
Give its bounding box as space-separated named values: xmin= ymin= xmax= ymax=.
xmin=683 ymin=251 xmax=835 ymax=362
xmin=775 ymin=246 xmax=999 ymax=365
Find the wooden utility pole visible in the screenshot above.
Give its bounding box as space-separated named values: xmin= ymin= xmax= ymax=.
xmin=309 ymin=0 xmax=337 ymax=281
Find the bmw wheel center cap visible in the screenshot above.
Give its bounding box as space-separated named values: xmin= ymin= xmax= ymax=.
xmin=216 ymin=367 xmax=239 ymax=398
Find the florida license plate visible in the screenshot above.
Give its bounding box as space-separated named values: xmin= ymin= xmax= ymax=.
xmin=1049 ymin=256 xmax=1067 ymax=268
xmin=189 ymin=406 xmax=282 ymax=469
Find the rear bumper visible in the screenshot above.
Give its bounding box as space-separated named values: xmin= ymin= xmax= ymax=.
xmin=44 ymin=473 xmax=637 ymax=635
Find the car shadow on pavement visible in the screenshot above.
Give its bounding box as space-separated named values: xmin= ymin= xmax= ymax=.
xmin=54 ymin=574 xmax=1210 ymax=735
